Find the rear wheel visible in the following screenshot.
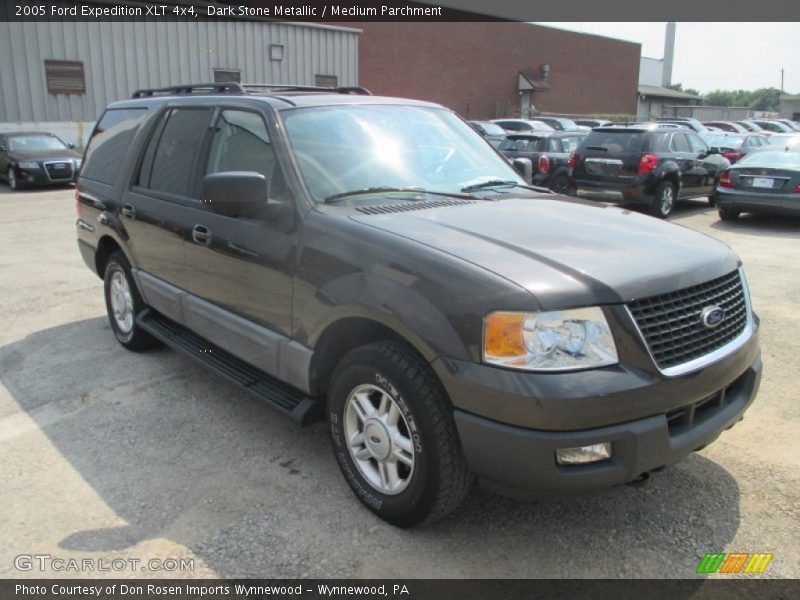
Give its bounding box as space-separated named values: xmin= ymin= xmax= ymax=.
xmin=718 ymin=207 xmax=741 ymax=221
xmin=328 ymin=341 xmax=472 ymax=527
xmin=103 ymin=251 xmax=159 ymax=351
xmin=549 ymin=172 xmax=570 ymax=194
xmin=649 ymin=181 xmax=676 ymax=218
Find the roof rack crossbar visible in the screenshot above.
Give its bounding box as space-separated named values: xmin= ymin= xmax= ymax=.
xmin=131 ymin=82 xmax=245 ymax=98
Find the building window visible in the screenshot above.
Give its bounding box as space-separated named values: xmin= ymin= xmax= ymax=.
xmin=213 ymin=69 xmax=241 ymax=83
xmin=44 ymin=60 xmax=85 ymax=95
xmin=315 ymin=74 xmax=338 ymax=88
xmin=269 ymin=44 xmax=284 ymax=61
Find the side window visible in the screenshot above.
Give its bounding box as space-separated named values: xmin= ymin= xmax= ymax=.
xmin=687 ymin=133 xmax=709 ymax=154
xmin=649 ymin=132 xmax=671 ymax=152
xmin=139 ymin=108 xmax=211 ymax=197
xmin=82 ymin=108 xmax=147 ymax=185
xmin=205 ymin=109 xmax=294 ymax=203
xmin=671 ymin=133 xmax=691 ymax=153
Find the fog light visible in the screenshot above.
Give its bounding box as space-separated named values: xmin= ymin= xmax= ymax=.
xmin=555 ymin=443 xmax=611 ymax=465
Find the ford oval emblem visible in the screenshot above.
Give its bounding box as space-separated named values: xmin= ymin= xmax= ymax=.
xmin=701 ymin=306 xmax=725 ymax=329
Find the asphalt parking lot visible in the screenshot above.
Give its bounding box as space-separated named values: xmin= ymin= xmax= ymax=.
xmin=1 ymin=184 xmax=798 ymax=579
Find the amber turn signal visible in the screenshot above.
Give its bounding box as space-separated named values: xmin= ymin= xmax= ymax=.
xmin=484 ymin=312 xmax=526 ymax=358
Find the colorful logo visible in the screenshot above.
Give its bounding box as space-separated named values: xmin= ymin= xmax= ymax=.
xmin=697 ymin=552 xmax=773 ymax=574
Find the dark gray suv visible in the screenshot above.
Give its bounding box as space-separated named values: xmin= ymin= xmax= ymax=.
xmin=76 ymin=83 xmax=761 ymax=527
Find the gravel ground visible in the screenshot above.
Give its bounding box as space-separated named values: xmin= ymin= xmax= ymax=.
xmin=0 ymin=185 xmax=798 ymax=579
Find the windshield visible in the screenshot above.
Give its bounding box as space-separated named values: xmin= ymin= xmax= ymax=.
xmin=736 ymin=150 xmax=800 ymax=169
xmin=9 ymin=134 xmax=68 ymax=152
xmin=706 ymin=134 xmax=744 ymax=149
xmin=280 ymin=105 xmax=526 ymax=202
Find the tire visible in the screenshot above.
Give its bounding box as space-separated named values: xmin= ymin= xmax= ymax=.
xmin=549 ymin=172 xmax=570 ymax=195
xmin=649 ymin=180 xmax=676 ymax=218
xmin=718 ymin=207 xmax=741 ymax=222
xmin=103 ymin=251 xmax=159 ymax=351
xmin=328 ymin=341 xmax=472 ymax=527
xmin=8 ymin=168 xmax=19 ymax=191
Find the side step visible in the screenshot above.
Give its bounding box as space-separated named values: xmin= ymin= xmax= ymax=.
xmin=137 ymin=309 xmax=323 ymax=426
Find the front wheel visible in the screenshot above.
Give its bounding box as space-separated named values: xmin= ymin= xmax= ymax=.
xmin=8 ymin=168 xmax=19 ymax=191
xmin=649 ymin=181 xmax=676 ymax=218
xmin=328 ymin=341 xmax=472 ymax=527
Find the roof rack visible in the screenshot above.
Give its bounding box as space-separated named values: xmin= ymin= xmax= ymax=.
xmin=130 ymin=82 xmax=373 ymax=99
xmin=131 ymin=82 xmax=245 ymax=98
xmin=241 ymin=83 xmax=372 ymax=95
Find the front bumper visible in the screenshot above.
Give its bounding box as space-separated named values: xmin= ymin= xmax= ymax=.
xmin=453 ymin=352 xmax=761 ymax=498
xmin=432 ymin=303 xmax=761 ymax=498
xmin=716 ymin=187 xmax=800 ymax=216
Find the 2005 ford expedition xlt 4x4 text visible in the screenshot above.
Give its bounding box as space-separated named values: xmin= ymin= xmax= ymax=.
xmin=76 ymin=83 xmax=761 ymax=527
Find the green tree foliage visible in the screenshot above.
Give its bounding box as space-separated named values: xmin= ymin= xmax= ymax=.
xmin=694 ymin=87 xmax=782 ymax=111
xmin=665 ymin=83 xmax=702 ymax=97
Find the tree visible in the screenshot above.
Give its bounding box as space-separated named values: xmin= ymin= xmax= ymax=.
xmin=703 ymin=87 xmax=782 ymax=111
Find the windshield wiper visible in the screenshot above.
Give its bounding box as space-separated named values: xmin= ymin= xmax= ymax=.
xmin=460 ymin=180 xmax=550 ymax=193
xmin=324 ymin=186 xmax=474 ymax=204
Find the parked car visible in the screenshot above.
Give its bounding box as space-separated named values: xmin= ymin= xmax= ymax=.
xmin=574 ymin=119 xmax=613 ymax=129
xmin=704 ymin=132 xmax=770 ymax=164
xmin=497 ymin=131 xmax=587 ymax=193
xmin=764 ymin=133 xmax=800 ymax=147
xmin=703 ymin=121 xmax=748 ymax=133
xmin=491 ymin=118 xmax=554 ymax=133
xmin=772 ymin=119 xmax=800 ymax=132
xmin=529 ymin=116 xmax=580 ymax=131
xmin=735 ymin=121 xmax=767 ymax=133
xmin=715 ymin=146 xmax=800 ymax=220
xmin=747 ymin=119 xmax=793 ymax=134
xmin=76 ymin=83 xmax=761 ymax=526
xmin=569 ymin=123 xmax=731 ymax=218
xmin=0 ymin=131 xmax=81 ymax=190
xmin=654 ymin=117 xmax=710 ymax=136
xmin=467 ymin=121 xmax=507 ymax=148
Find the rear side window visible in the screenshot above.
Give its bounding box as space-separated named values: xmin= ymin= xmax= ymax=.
xmin=81 ymin=108 xmax=147 ymax=184
xmin=671 ymin=133 xmax=691 ymax=153
xmin=138 ymin=108 xmax=211 ymax=197
xmin=582 ymin=131 xmax=644 ymax=153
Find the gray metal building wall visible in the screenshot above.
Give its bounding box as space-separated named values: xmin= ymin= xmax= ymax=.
xmin=0 ymin=19 xmax=360 ymax=122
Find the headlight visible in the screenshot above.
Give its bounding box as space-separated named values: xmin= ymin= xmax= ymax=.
xmin=483 ymin=307 xmax=618 ymax=371
xmin=18 ymin=161 xmax=40 ymax=169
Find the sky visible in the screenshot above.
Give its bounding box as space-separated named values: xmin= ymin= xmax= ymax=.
xmin=538 ymin=22 xmax=800 ymax=95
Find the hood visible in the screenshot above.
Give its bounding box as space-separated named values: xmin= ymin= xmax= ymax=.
xmin=9 ymin=149 xmax=81 ymax=162
xmin=350 ymin=197 xmax=739 ymax=310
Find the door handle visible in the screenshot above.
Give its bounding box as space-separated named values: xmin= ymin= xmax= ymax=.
xmin=121 ymin=204 xmax=136 ymax=219
xmin=192 ymin=224 xmax=212 ymax=246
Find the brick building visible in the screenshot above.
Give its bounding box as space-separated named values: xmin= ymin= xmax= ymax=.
xmin=339 ymin=22 xmax=641 ymax=120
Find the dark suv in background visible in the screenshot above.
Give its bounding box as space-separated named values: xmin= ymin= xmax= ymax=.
xmin=76 ymin=84 xmax=760 ymax=527
xmin=569 ymin=123 xmax=731 ymax=217
xmin=498 ymin=131 xmax=587 ymax=193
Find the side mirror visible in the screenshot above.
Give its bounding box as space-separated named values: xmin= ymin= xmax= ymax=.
xmin=512 ymin=157 xmax=533 ymax=183
xmin=201 ymin=171 xmax=268 ymax=218
xmin=67 ymin=143 xmax=76 ymax=150
xmin=708 ymin=147 xmax=720 ymax=154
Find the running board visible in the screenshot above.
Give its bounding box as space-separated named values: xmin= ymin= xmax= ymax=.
xmin=137 ymin=309 xmax=322 ymax=426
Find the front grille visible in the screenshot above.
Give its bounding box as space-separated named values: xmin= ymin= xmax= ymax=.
xmin=627 ymin=270 xmax=747 ymax=370
xmin=44 ymin=161 xmax=74 ymax=180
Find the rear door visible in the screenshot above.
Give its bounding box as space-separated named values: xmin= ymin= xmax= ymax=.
xmin=669 ymin=132 xmax=701 ymax=196
xmin=123 ymin=105 xmax=214 ymax=291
